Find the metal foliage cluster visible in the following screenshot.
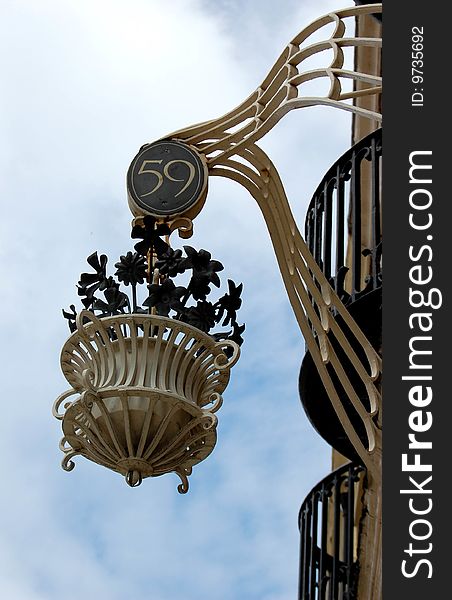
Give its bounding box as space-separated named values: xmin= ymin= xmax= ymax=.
xmin=63 ymin=216 xmax=245 ymax=350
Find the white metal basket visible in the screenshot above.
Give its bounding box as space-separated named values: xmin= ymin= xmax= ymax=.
xmin=53 ymin=310 xmax=239 ymax=491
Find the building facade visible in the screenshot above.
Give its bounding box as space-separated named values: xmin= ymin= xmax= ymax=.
xmin=297 ymin=6 xmax=382 ymax=599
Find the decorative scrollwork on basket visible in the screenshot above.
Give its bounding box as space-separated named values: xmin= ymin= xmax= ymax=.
xmin=55 ymin=312 xmax=240 ymax=491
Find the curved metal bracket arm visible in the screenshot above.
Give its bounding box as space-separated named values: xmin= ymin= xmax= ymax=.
xmin=211 ymin=143 xmax=382 ymax=476
xmin=166 ymin=4 xmax=382 ymax=165
xmin=162 ymin=4 xmax=382 ymax=475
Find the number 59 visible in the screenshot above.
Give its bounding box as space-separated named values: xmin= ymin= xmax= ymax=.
xmin=138 ymin=159 xmax=195 ymax=198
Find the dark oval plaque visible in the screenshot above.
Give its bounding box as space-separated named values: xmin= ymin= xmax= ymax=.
xmin=127 ymin=140 xmax=207 ymax=218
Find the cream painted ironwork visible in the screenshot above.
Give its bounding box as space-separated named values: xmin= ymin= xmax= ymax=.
xmin=54 ymin=311 xmax=239 ymax=491
xmin=163 ymin=4 xmax=382 ymax=476
xmin=168 ymin=4 xmax=381 ymax=162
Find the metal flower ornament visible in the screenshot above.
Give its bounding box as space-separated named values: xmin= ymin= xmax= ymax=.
xmin=63 ymin=219 xmax=244 ymax=345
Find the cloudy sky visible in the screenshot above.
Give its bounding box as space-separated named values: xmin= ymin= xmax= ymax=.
xmin=1 ymin=1 xmax=353 ymax=599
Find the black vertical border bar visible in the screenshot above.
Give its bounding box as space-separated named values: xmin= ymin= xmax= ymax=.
xmin=384 ymin=2 xmax=450 ymax=597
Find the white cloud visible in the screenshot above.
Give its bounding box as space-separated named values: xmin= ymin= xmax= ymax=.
xmin=1 ymin=1 xmax=350 ymax=598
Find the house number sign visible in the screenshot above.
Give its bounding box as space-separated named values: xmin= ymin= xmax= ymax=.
xmin=127 ymin=140 xmax=208 ymax=218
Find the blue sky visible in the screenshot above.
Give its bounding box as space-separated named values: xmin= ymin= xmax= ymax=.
xmin=0 ymin=1 xmax=352 ymax=598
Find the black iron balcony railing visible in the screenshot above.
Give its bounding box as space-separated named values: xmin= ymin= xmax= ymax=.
xmin=299 ymin=130 xmax=382 ymax=461
xmin=305 ymin=128 xmax=382 ymax=306
xmin=298 ymin=462 xmax=365 ymax=600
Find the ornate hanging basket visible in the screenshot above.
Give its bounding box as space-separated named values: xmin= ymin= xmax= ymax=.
xmin=53 ymin=310 xmax=239 ymax=492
